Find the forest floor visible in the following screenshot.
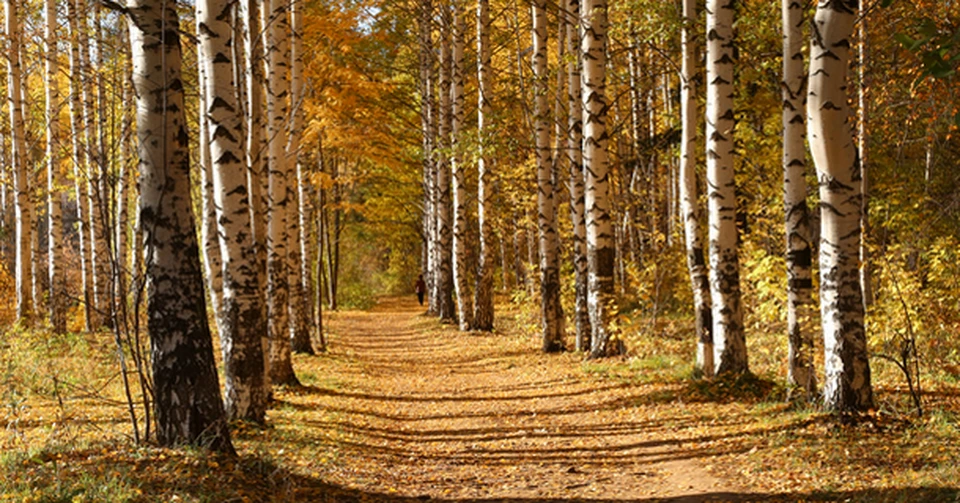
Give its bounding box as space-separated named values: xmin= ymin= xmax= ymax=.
xmin=1 ymin=296 xmax=959 ymax=502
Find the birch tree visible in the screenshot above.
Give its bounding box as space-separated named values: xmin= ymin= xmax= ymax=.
xmin=45 ymin=0 xmax=66 ymax=333
xmin=198 ymin=0 xmax=269 ymax=423
xmin=127 ymin=0 xmax=233 ymax=452
xmin=807 ymin=0 xmax=873 ymax=412
xmin=451 ymin=1 xmax=473 ymax=331
xmin=288 ymin=0 xmax=314 ymax=353
xmin=534 ymin=0 xmax=564 ymax=352
xmin=705 ymin=0 xmax=747 ymax=374
xmin=264 ymin=0 xmax=299 ymax=385
xmin=436 ymin=6 xmax=455 ymax=323
xmin=7 ymin=0 xmax=33 ymax=325
xmin=566 ymin=0 xmax=590 ymax=351
xmin=582 ymin=0 xmax=620 ymax=358
xmin=679 ymin=0 xmax=712 ymax=375
xmin=782 ymin=0 xmax=816 ymax=392
xmin=473 ymin=0 xmax=495 ymax=331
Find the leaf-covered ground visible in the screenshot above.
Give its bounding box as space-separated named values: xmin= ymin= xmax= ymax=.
xmin=2 ymin=296 xmax=958 ymax=502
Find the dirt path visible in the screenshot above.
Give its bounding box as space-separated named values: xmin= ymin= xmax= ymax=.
xmin=275 ymin=298 xmax=749 ymax=502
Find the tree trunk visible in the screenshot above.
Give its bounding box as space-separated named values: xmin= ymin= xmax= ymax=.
xmin=706 ymin=0 xmax=747 ymax=375
xmin=782 ymin=0 xmax=816 ymax=393
xmin=418 ymin=0 xmax=438 ymax=316
xmin=533 ymin=0 xmax=564 ymax=352
xmin=198 ymin=0 xmax=269 ymax=424
xmin=44 ymin=0 xmax=66 ymax=333
xmin=858 ymin=14 xmax=872 ymax=309
xmin=451 ymin=2 xmax=473 ymax=331
xmin=473 ymin=0 xmax=495 ymax=331
xmin=288 ymin=0 xmax=314 ymax=354
xmin=679 ymin=0 xmax=712 ymax=376
xmin=264 ymin=0 xmax=299 ymax=386
xmin=566 ymin=0 xmax=590 ymax=352
xmin=198 ymin=43 xmax=224 ymax=334
xmin=436 ymin=6 xmax=456 ymax=323
xmin=582 ymin=0 xmax=620 ymax=358
xmin=127 ymin=0 xmax=233 ymax=453
xmin=7 ymin=0 xmax=33 ymax=326
xmin=808 ymin=0 xmax=873 ymax=413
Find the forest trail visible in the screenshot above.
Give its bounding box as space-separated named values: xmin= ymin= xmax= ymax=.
xmin=274 ymin=297 xmax=750 ymax=502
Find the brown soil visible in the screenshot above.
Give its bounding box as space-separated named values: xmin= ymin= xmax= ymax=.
xmin=274 ymin=297 xmax=750 ymax=502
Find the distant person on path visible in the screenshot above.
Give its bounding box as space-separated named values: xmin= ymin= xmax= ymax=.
xmin=415 ymin=274 xmax=427 ymax=306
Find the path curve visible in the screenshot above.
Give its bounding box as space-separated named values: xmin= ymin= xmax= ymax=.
xmin=277 ymin=297 xmax=746 ymax=502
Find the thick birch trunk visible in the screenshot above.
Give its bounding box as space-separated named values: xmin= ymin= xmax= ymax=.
xmin=782 ymin=0 xmax=816 ymax=392
xmin=706 ymin=0 xmax=747 ymax=375
xmin=533 ymin=0 xmax=564 ymax=352
xmin=7 ymin=0 xmax=33 ymax=325
xmin=127 ymin=0 xmax=233 ymax=453
xmin=808 ymin=0 xmax=873 ymax=413
xmin=567 ymin=0 xmax=590 ymax=351
xmin=582 ymin=0 xmax=620 ymax=358
xmin=198 ymin=0 xmax=269 ymax=423
xmin=473 ymin=0 xmax=495 ymax=331
xmin=265 ymin=0 xmax=299 ymax=386
xmin=45 ymin=0 xmax=66 ymax=333
xmin=436 ymin=8 xmax=456 ymax=323
xmin=679 ymin=0 xmax=713 ymax=376
xmin=451 ymin=3 xmax=473 ymax=331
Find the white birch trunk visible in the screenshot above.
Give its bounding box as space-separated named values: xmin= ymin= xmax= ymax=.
xmin=680 ymin=0 xmax=713 ymax=376
xmin=45 ymin=0 xmax=66 ymax=333
xmin=473 ymin=0 xmax=495 ymax=331
xmin=533 ymin=0 xmax=564 ymax=351
xmin=287 ymin=0 xmax=313 ymax=354
xmin=127 ymin=0 xmax=233 ymax=452
xmin=7 ymin=0 xmax=33 ymax=325
xmin=198 ymin=0 xmax=269 ymax=423
xmin=582 ymin=0 xmax=620 ymax=357
xmin=782 ymin=0 xmax=816 ymax=392
xmin=436 ymin=7 xmax=455 ymax=322
xmin=198 ymin=44 xmax=224 ymax=333
xmin=808 ymin=0 xmax=873 ymax=413
xmin=264 ymin=0 xmax=299 ymax=386
xmin=706 ymin=0 xmax=747 ymax=375
xmin=451 ymin=2 xmax=473 ymax=331
xmin=567 ymin=0 xmax=590 ymax=351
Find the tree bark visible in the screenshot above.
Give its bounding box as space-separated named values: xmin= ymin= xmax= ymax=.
xmin=582 ymin=0 xmax=620 ymax=358
xmin=44 ymin=0 xmax=66 ymax=333
xmin=808 ymin=0 xmax=873 ymax=413
xmin=7 ymin=0 xmax=33 ymax=326
xmin=706 ymin=0 xmax=747 ymax=375
xmin=451 ymin=2 xmax=473 ymax=331
xmin=127 ymin=0 xmax=233 ymax=453
xmin=679 ymin=0 xmax=713 ymax=376
xmin=782 ymin=0 xmax=816 ymax=393
xmin=566 ymin=0 xmax=590 ymax=352
xmin=473 ymin=0 xmax=495 ymax=331
xmin=436 ymin=5 xmax=456 ymax=323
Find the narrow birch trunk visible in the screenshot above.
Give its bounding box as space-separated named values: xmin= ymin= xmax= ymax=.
xmin=533 ymin=0 xmax=564 ymax=352
xmin=451 ymin=2 xmax=473 ymax=331
xmin=436 ymin=6 xmax=456 ymax=323
xmin=680 ymin=0 xmax=712 ymax=376
xmin=287 ymin=0 xmax=313 ymax=354
xmin=7 ymin=0 xmax=33 ymax=325
xmin=264 ymin=0 xmax=299 ymax=386
xmin=706 ymin=0 xmax=747 ymax=375
xmin=198 ymin=0 xmax=269 ymax=424
xmin=242 ymin=0 xmax=270 ymax=388
xmin=45 ymin=0 xmax=66 ymax=333
xmin=419 ymin=0 xmax=438 ymax=315
xmin=858 ymin=15 xmax=872 ymax=309
xmin=567 ymin=0 xmax=590 ymax=351
xmin=782 ymin=0 xmax=816 ymax=392
xmin=473 ymin=0 xmax=495 ymax=331
xmin=808 ymin=0 xmax=873 ymax=413
xmin=67 ymin=0 xmax=94 ymax=332
xmin=198 ymin=45 xmax=224 ymax=332
xmin=582 ymin=0 xmax=620 ymax=357
xmin=127 ymin=0 xmax=233 ymax=453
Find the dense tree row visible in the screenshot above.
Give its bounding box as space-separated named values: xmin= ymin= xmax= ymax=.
xmin=0 ymin=0 xmax=958 ymax=451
